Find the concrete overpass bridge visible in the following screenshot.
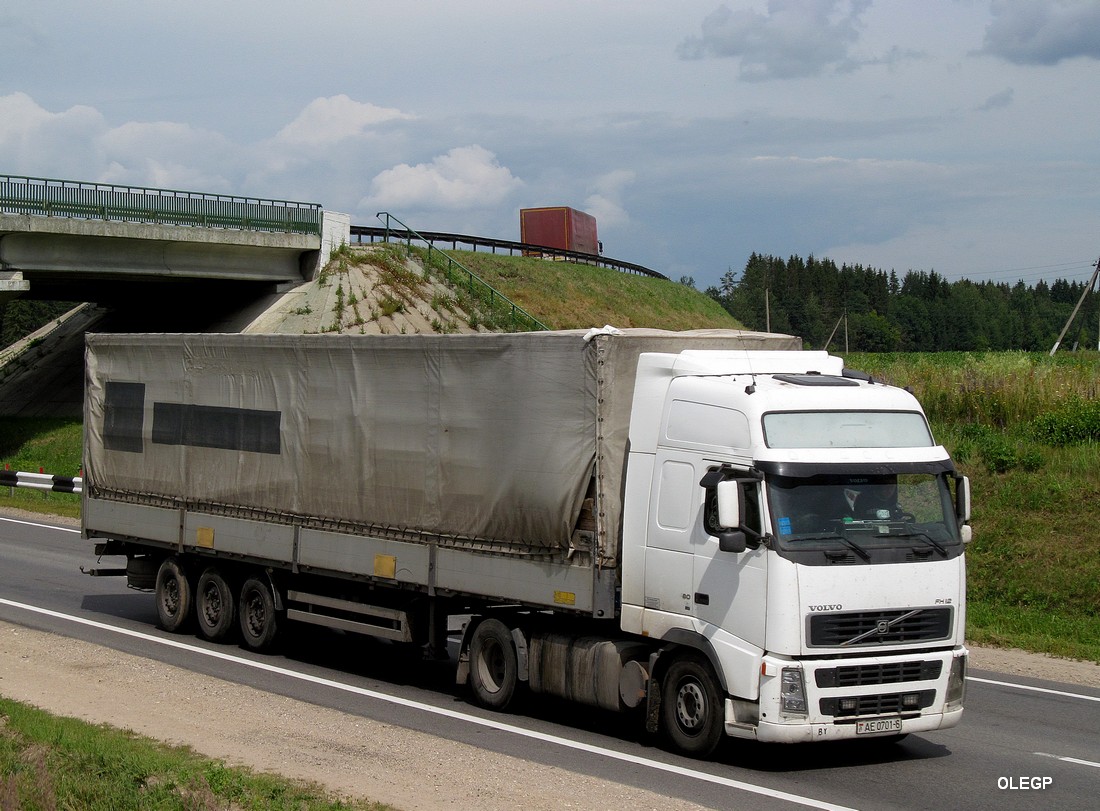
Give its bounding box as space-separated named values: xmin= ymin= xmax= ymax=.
xmin=0 ymin=174 xmax=349 ymax=415
xmin=0 ymin=174 xmax=345 ymax=311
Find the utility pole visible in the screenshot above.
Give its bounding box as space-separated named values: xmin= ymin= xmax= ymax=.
xmin=765 ymin=284 xmax=771 ymax=333
xmin=1049 ymin=257 xmax=1100 ymax=356
xmin=824 ymin=310 xmax=843 ymax=350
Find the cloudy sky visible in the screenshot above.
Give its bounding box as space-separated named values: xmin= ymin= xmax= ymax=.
xmin=3 ymin=1 xmax=1099 ymax=291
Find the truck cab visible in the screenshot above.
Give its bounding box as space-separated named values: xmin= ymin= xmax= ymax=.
xmin=620 ymin=350 xmax=969 ymax=751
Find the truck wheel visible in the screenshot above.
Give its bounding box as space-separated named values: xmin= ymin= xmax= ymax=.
xmin=238 ymin=576 xmax=280 ymax=652
xmin=155 ymin=557 xmax=193 ymax=633
xmin=196 ymin=567 xmax=236 ymax=642
xmin=468 ymin=618 xmax=519 ymax=710
xmin=661 ymin=657 xmax=724 ymax=757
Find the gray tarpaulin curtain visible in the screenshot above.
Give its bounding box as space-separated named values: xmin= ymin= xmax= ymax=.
xmin=85 ymin=329 xmax=799 ymax=564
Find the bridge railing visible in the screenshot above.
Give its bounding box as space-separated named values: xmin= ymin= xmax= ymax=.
xmin=0 ymin=174 xmax=323 ymax=236
xmin=375 ymin=212 xmax=548 ymax=332
xmin=351 ymin=224 xmax=667 ymax=280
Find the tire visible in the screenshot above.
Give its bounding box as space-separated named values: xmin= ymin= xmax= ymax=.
xmin=155 ymin=557 xmax=193 ymax=633
xmin=468 ymin=618 xmax=519 ymax=710
xmin=661 ymin=656 xmax=724 ymax=757
xmin=196 ymin=567 xmax=236 ymax=642
xmin=238 ymin=576 xmax=280 ymax=652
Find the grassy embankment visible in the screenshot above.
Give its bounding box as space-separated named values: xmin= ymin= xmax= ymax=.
xmin=420 ymin=248 xmax=743 ymax=331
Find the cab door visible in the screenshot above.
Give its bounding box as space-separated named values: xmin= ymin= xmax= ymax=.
xmin=643 ymin=450 xmax=701 ymax=618
xmin=692 ymin=472 xmax=768 ymax=651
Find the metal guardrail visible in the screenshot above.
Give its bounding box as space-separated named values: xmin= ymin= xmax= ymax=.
xmin=351 ymin=224 xmax=667 ymax=280
xmin=1 ymin=468 xmax=82 ymax=494
xmin=374 ymin=212 xmax=549 ymax=332
xmin=0 ymin=174 xmax=323 ymax=236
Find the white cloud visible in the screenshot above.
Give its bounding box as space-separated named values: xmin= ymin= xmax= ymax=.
xmin=362 ymin=146 xmax=523 ymax=211
xmin=97 ymin=121 xmax=239 ymax=191
xmin=583 ymin=170 xmax=635 ymax=228
xmin=0 ymin=92 xmax=105 ymax=177
xmin=273 ymin=95 xmax=415 ymax=147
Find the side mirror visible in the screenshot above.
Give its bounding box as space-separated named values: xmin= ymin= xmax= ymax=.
xmin=718 ymin=530 xmax=748 ymax=554
xmin=716 ymin=479 xmax=742 ymax=529
xmin=955 ymin=475 xmax=972 ymax=543
xmin=956 ymin=475 xmax=971 ymax=522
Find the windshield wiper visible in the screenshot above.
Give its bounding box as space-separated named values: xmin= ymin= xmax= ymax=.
xmin=793 ymin=530 xmax=872 ymax=561
xmin=836 ymin=534 xmax=871 ymax=561
xmin=891 ymin=530 xmax=949 ymax=557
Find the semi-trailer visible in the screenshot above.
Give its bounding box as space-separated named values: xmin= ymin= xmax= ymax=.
xmin=83 ymin=328 xmax=969 ymax=756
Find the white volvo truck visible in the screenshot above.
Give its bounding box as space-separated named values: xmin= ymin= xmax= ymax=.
xmin=82 ymin=328 xmax=969 ymax=756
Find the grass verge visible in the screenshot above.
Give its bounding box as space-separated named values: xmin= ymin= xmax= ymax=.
xmin=0 ymin=697 xmax=390 ymax=810
xmin=0 ymin=417 xmax=81 ymax=519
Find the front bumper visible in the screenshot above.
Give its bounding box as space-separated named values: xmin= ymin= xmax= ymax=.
xmin=726 ymin=647 xmax=967 ymax=743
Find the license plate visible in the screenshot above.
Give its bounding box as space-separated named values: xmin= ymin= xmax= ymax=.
xmin=856 ymin=717 xmax=903 ymax=735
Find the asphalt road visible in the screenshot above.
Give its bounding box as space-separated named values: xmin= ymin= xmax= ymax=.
xmin=1 ymin=511 xmax=1098 ymax=811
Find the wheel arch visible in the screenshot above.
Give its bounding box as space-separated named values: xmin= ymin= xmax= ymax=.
xmin=652 ymin=629 xmax=730 ymax=695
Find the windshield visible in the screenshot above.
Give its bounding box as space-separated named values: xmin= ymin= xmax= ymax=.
xmin=766 ymin=472 xmax=961 ymax=557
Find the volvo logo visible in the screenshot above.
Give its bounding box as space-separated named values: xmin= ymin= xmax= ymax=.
xmin=841 ymin=608 xmax=924 ymax=646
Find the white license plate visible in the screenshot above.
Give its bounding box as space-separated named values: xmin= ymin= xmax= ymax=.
xmin=856 ymin=717 xmax=903 ymax=735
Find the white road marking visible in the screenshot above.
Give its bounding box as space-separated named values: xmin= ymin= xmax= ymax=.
xmin=967 ymin=676 xmax=1100 ymax=704
xmin=0 ymin=515 xmax=80 ymax=534
xmin=1034 ymin=752 xmax=1100 ymax=769
xmin=0 ymin=596 xmax=855 ymax=811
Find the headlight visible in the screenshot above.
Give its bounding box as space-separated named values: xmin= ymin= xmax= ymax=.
xmin=946 ymin=655 xmax=967 ymax=710
xmin=780 ymin=667 xmax=808 ymax=716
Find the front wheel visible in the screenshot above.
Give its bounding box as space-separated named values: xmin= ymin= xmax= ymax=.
xmin=661 ymin=656 xmax=724 ymax=757
xmin=468 ymin=618 xmax=519 ymax=710
xmin=238 ymin=576 xmax=280 ymax=652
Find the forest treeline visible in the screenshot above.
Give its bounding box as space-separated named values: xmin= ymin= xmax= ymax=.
xmin=0 ymin=299 xmax=77 ymax=347
xmin=704 ymin=253 xmax=1100 ymax=352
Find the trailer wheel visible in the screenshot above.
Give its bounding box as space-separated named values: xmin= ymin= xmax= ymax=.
xmin=468 ymin=618 xmax=519 ymax=710
xmin=238 ymin=576 xmax=280 ymax=652
xmin=155 ymin=557 xmax=192 ymax=633
xmin=661 ymin=656 xmax=724 ymax=757
xmin=196 ymin=567 xmax=236 ymax=642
